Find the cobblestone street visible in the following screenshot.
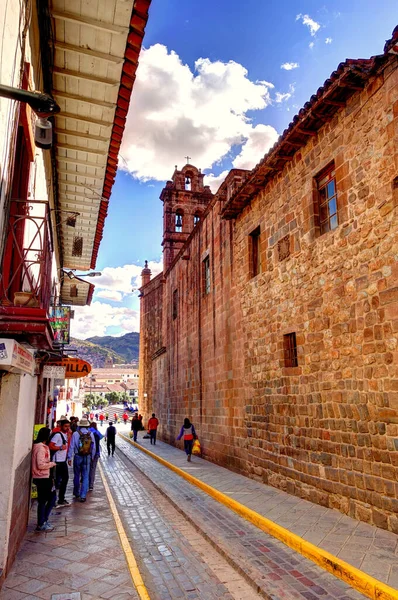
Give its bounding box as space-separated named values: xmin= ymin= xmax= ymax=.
xmin=2 ymin=430 xmax=396 ymax=599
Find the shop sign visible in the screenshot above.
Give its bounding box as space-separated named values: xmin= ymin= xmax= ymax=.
xmin=43 ymin=365 xmax=66 ymax=378
xmin=49 ymin=306 xmax=71 ymax=344
xmin=0 ymin=338 xmax=35 ymax=375
xmin=48 ymin=358 xmax=91 ymax=379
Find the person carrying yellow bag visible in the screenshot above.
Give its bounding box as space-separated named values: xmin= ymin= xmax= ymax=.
xmin=177 ymin=417 xmax=196 ymax=462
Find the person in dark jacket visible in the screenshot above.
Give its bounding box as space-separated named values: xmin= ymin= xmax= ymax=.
xmin=130 ymin=413 xmax=141 ymax=442
xmin=105 ymin=422 xmax=116 ymax=456
xmin=177 ymin=418 xmax=196 ymax=462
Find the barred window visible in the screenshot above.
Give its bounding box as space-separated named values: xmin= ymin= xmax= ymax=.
xmin=316 ymin=163 xmax=338 ymax=235
xmin=249 ymin=226 xmax=261 ymax=278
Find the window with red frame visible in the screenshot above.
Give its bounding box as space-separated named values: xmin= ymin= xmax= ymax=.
xmin=316 ymin=163 xmax=338 ymax=235
xmin=283 ymin=332 xmax=298 ymax=368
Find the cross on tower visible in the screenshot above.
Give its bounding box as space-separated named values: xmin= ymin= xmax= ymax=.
xmin=185 ymin=156 xmax=191 ymax=164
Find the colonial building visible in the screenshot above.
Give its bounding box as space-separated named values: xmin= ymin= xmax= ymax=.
xmin=139 ymin=28 xmax=398 ymax=532
xmin=0 ymin=0 xmax=150 ymax=580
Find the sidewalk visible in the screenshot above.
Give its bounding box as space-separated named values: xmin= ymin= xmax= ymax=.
xmin=119 ymin=431 xmax=398 ymax=590
xmin=0 ymin=473 xmax=138 ymax=600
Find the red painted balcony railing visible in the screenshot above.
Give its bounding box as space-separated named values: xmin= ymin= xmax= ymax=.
xmin=1 ymin=200 xmax=53 ymax=312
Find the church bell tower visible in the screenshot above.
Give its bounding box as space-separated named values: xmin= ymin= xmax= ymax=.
xmin=160 ymin=163 xmax=213 ymax=272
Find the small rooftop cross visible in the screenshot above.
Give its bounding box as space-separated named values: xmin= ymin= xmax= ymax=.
xmin=185 ymin=156 xmax=191 ymax=164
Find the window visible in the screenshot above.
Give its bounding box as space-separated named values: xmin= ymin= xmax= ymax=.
xmin=175 ymin=211 xmax=183 ymax=232
xmin=316 ymin=164 xmax=338 ymax=235
xmin=249 ymin=226 xmax=261 ymax=277
xmin=203 ymin=256 xmax=211 ymax=295
xmin=172 ymin=289 xmax=178 ymax=319
xmin=194 ymin=213 xmax=200 ymax=225
xmin=283 ymin=332 xmax=298 ymax=368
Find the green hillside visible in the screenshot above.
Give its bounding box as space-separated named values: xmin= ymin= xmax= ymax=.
xmin=87 ymin=331 xmax=140 ymax=364
xmin=69 ymin=337 xmax=125 ymax=368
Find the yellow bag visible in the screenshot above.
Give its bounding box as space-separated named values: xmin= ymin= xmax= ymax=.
xmin=192 ymin=439 xmax=201 ymax=455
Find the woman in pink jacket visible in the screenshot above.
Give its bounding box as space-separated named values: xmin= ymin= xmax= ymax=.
xmin=32 ymin=427 xmax=56 ymax=531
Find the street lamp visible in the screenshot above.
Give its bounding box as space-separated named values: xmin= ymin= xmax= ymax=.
xmin=0 ymin=84 xmax=60 ymax=149
xmin=63 ymin=271 xmax=102 ymax=279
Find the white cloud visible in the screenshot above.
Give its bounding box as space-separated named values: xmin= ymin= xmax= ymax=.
xmin=296 ymin=14 xmax=321 ymax=36
xmin=232 ymin=124 xmax=278 ymax=170
xmin=309 ymin=42 xmax=315 ymax=49
xmin=71 ymin=303 xmax=140 ymax=338
xmin=120 ymin=44 xmax=274 ymax=182
xmin=325 ymin=37 xmax=333 ymax=44
xmin=205 ymin=170 xmax=229 ymax=193
xmin=96 ymin=290 xmax=123 ymax=302
xmin=92 ymin=260 xmax=163 ymax=295
xmin=281 ymin=62 xmax=299 ymax=71
xmin=275 ymin=84 xmax=295 ymax=104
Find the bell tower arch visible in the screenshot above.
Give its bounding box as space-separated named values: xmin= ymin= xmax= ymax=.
xmin=160 ymin=163 xmax=213 ymax=271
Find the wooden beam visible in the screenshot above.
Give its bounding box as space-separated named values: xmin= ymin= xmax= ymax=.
xmin=51 ymin=11 xmax=127 ymax=35
xmin=56 ymin=167 xmax=103 ymax=179
xmin=296 ymin=127 xmax=317 ymax=137
xmin=324 ymin=99 xmax=346 ymax=107
xmin=56 ymin=155 xmax=106 ymax=169
xmin=56 ymin=143 xmax=107 ymax=156
xmin=54 ymin=41 xmax=123 ymax=64
xmin=339 ymin=82 xmax=364 ymax=91
xmin=283 ymin=139 xmax=302 ymax=148
xmin=53 ymin=67 xmax=119 ymax=86
xmin=277 ymin=154 xmax=294 ymax=161
xmin=56 ymin=112 xmax=113 ymax=128
xmin=53 ymin=90 xmax=115 ymax=109
xmin=55 ymin=128 xmax=109 ymax=143
xmin=59 ymin=188 xmax=101 ymax=199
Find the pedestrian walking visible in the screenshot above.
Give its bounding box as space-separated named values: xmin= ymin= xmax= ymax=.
xmin=89 ymin=422 xmax=104 ymax=491
xmin=177 ymin=418 xmax=196 ymax=462
xmin=67 ymin=418 xmax=95 ymax=502
xmin=105 ymin=412 xmax=109 ymax=421
xmin=70 ymin=417 xmax=78 ymax=433
xmin=105 ymin=421 xmax=117 ymax=456
xmin=122 ymin=412 xmax=128 ymax=425
xmin=99 ymin=413 xmax=105 ymax=427
xmin=130 ymin=413 xmax=141 ymax=442
xmin=48 ymin=419 xmax=71 ymax=507
xmin=147 ymin=413 xmax=159 ymax=445
xmin=138 ymin=414 xmax=144 ymax=430
xmin=31 ymin=427 xmax=57 ymax=531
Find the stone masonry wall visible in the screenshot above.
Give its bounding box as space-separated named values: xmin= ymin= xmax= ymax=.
xmin=141 ymin=56 xmax=398 ymax=531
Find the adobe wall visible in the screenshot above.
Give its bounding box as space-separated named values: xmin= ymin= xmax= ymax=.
xmin=142 ymin=56 xmax=398 ymax=531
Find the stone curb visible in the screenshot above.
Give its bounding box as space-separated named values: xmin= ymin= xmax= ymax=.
xmin=119 ymin=433 xmax=398 ymax=600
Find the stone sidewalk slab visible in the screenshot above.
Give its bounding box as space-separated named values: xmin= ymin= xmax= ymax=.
xmin=115 ymin=436 xmax=366 ymax=600
xmin=118 ymin=427 xmax=398 ymax=588
xmin=0 ymin=474 xmax=139 ymax=600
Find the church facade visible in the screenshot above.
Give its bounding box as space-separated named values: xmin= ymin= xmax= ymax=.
xmin=139 ymin=29 xmax=398 ymax=531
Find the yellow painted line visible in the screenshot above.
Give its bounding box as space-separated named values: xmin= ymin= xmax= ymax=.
xmin=119 ymin=433 xmax=398 ymax=600
xmin=99 ymin=462 xmax=151 ymax=600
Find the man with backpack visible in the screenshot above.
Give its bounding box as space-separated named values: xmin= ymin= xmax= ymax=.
xmin=67 ymin=418 xmax=96 ymax=502
xmin=49 ymin=419 xmax=71 ymax=507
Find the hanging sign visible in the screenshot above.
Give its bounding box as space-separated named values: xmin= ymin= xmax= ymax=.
xmin=43 ymin=365 xmax=66 ymax=378
xmin=49 ymin=306 xmax=71 ymax=344
xmin=0 ymin=338 xmax=35 ymax=375
xmin=48 ymin=358 xmax=91 ymax=379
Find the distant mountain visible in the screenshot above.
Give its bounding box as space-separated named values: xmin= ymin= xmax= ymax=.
xmin=69 ymin=338 xmax=126 ymax=368
xmin=87 ymin=331 xmax=140 ymax=364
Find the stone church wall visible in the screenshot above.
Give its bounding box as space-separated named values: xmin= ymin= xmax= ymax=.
xmin=140 ymin=56 xmax=398 ymax=531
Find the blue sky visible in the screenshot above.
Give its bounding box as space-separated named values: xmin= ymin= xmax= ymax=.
xmin=71 ymin=1 xmax=398 ymax=338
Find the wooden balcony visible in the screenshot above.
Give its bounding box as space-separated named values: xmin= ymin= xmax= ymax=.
xmin=0 ymin=200 xmax=55 ymax=349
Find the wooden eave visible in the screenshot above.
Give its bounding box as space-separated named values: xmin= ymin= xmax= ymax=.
xmin=50 ymin=0 xmax=151 ymax=271
xmin=221 ymin=56 xmax=387 ymax=220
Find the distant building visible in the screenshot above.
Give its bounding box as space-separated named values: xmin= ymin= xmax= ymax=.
xmin=139 ymin=29 xmax=398 ymax=533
